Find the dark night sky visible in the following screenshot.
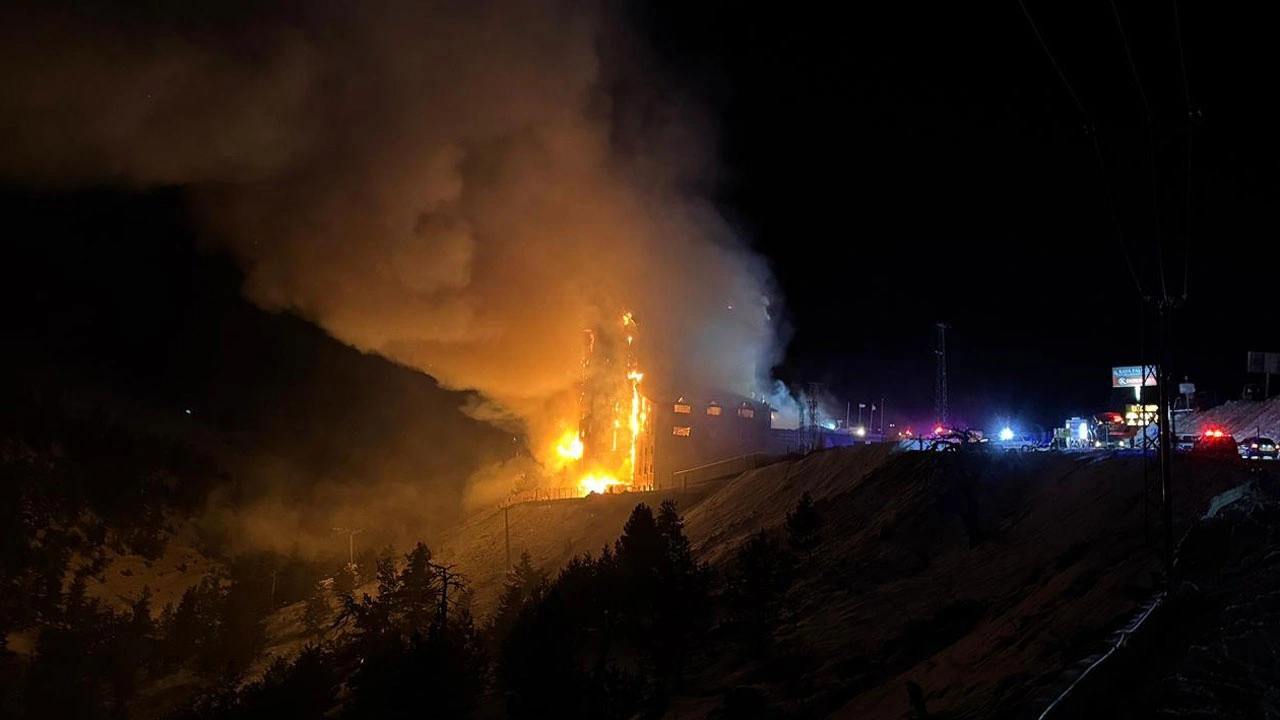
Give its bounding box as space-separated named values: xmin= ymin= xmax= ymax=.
xmin=4 ymin=1 xmax=1278 ymax=436
xmin=636 ymin=0 xmax=1280 ymax=430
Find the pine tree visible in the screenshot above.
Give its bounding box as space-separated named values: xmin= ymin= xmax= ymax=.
xmin=615 ymin=503 xmax=662 ymax=581
xmin=302 ymin=588 xmax=331 ymax=638
xmin=785 ymin=491 xmax=823 ymax=558
xmin=398 ymin=542 xmax=438 ymax=633
xmin=168 ymin=585 xmax=202 ymax=659
xmin=488 ymin=551 xmax=548 ymax=650
xmin=374 ymin=554 xmax=402 ymax=621
xmin=132 ymin=586 xmax=154 ymax=626
xmin=651 ymin=500 xmax=710 ymax=694
xmin=656 ymin=500 xmax=694 ymax=574
xmin=727 ymin=530 xmax=793 ymax=649
xmin=332 ymin=565 xmax=357 ymax=598
xmin=510 ymin=551 xmax=549 ymax=600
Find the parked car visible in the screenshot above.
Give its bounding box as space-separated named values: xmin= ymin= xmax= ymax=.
xmin=1238 ymin=436 xmax=1278 ymax=460
xmin=1192 ymin=429 xmax=1238 ymax=458
xmin=1175 ymin=433 xmax=1199 ymax=452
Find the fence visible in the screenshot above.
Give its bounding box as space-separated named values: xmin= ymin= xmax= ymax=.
xmin=499 ymin=482 xmax=659 ymax=509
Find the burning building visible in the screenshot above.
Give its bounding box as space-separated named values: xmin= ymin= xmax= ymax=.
xmin=545 ymin=312 xmax=781 ymax=498
xmin=554 ymin=313 xmax=655 ymax=495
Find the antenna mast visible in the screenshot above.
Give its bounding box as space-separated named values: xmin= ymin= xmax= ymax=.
xmin=935 ymin=323 xmax=949 ymax=427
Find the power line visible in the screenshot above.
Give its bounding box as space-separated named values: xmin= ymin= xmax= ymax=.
xmin=1172 ymin=0 xmax=1195 ymax=301
xmin=1015 ymin=0 xmax=1147 ymax=300
xmin=1014 ymin=0 xmax=1087 ymax=119
xmin=1087 ymin=129 xmax=1147 ymax=300
xmin=1107 ymin=0 xmax=1168 ymax=302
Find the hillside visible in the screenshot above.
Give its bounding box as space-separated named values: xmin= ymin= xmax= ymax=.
xmin=1 ymin=188 xmax=515 ymax=556
xmin=1178 ymin=395 xmax=1280 ymax=441
xmin=416 ymin=444 xmax=904 ymax=620
xmin=322 ymin=444 xmax=1258 ymax=718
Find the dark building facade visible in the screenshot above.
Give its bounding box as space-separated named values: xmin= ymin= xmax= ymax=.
xmin=652 ymin=389 xmax=772 ymax=489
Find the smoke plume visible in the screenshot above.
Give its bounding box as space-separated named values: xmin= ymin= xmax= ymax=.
xmin=0 ymin=1 xmax=789 ymax=514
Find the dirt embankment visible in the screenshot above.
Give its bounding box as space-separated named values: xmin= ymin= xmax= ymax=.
xmin=809 ymin=452 xmax=1263 ymax=719
xmin=433 ymin=444 xmax=1259 ymax=719
xmin=259 ymin=443 xmax=1265 ymax=718
xmin=1041 ymin=479 xmax=1280 ymax=719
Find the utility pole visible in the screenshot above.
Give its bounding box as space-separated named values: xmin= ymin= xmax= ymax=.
xmin=880 ymin=397 xmax=886 ymax=436
xmin=269 ymin=568 xmax=279 ymax=609
xmin=332 ymin=527 xmax=364 ymax=573
xmin=1156 ymin=301 xmax=1175 ymax=576
xmin=935 ymin=323 xmax=949 ymax=428
xmin=503 ymin=504 xmax=512 ymax=570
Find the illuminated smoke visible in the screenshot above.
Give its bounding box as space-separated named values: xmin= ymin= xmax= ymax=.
xmin=0 ymin=1 xmax=791 ymax=514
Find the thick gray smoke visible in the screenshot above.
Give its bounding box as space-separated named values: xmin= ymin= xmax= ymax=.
xmin=0 ymin=0 xmax=792 ymax=515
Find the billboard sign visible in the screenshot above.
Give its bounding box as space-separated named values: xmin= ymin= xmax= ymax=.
xmin=1112 ymin=365 xmax=1157 ymax=388
xmin=1247 ymin=351 xmax=1280 ymax=375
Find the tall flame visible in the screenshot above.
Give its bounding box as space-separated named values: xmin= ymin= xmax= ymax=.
xmin=550 ymin=311 xmax=650 ymax=497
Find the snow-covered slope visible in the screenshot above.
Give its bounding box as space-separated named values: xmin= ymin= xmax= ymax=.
xmin=1177 ymin=395 xmax=1280 ymax=440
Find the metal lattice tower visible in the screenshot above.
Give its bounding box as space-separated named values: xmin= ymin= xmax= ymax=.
xmin=935 ymin=323 xmax=949 ymax=427
xmin=805 ymin=382 xmax=822 ymax=453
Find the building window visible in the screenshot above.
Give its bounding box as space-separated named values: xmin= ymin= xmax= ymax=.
xmin=706 ymin=402 xmax=722 ymax=416
xmin=673 ymin=397 xmax=691 ymax=414
xmin=672 ymin=426 xmax=691 ymax=437
xmin=737 ymin=405 xmax=755 ymax=419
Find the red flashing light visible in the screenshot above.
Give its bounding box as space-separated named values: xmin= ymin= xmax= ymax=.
xmin=934 ymin=425 xmax=945 ymax=435
xmin=1204 ymin=429 xmax=1225 ymax=438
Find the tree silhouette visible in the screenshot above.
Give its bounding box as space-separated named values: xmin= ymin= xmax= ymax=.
xmin=397 ymin=542 xmax=437 ymax=633
xmin=499 ymin=503 xmax=710 ymax=719
xmin=375 ymin=553 xmax=401 ymax=603
xmin=332 ymin=565 xmax=357 ymax=598
xmin=615 ymin=504 xmax=662 ymax=583
xmin=785 ymin=491 xmax=823 ymax=558
xmin=726 ymin=530 xmax=793 ymax=651
xmin=650 ymin=500 xmax=711 ymax=697
xmin=656 ymin=500 xmax=694 ymax=574
xmin=302 ymin=588 xmax=330 ymax=639
xmin=488 ymin=551 xmax=547 ymax=652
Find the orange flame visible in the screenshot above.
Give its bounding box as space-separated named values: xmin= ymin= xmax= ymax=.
xmin=555 ymin=430 xmax=584 ymax=461
xmin=547 ymin=312 xmax=651 ymax=497
xmin=579 ymin=472 xmax=623 ymax=495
